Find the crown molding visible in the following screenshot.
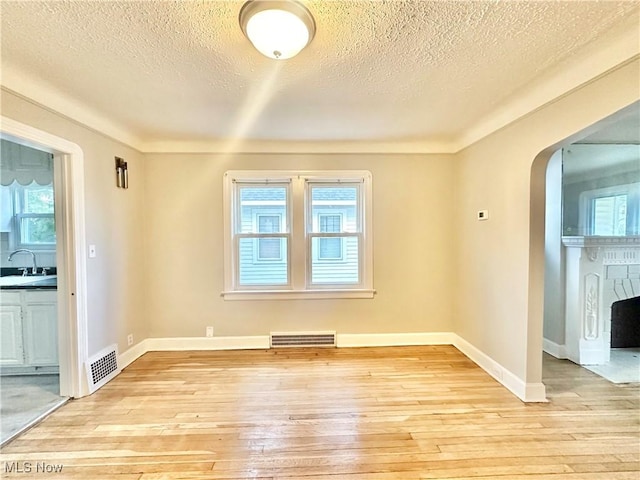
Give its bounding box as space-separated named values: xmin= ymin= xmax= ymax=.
xmin=139 ymin=139 xmax=459 ymax=155
xmin=1 ymin=62 xmax=144 ymax=150
xmin=456 ymin=18 xmax=640 ymax=151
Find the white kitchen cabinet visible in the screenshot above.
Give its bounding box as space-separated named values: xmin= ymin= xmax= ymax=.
xmin=0 ymin=305 xmax=24 ymax=365
xmin=0 ymin=290 xmax=58 ymax=368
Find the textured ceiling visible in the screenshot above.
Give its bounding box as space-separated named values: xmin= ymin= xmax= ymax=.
xmin=1 ymin=1 xmax=639 ymax=150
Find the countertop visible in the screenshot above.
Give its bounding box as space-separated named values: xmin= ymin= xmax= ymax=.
xmin=0 ymin=275 xmax=57 ymax=290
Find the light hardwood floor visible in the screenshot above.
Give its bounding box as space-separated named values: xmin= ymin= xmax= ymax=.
xmin=1 ymin=346 xmax=638 ymax=479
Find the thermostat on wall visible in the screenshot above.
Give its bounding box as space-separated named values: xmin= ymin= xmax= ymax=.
xmin=477 ymin=210 xmax=489 ymax=221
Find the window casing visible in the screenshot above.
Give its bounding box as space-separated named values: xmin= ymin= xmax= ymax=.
xmin=223 ymin=171 xmax=373 ymax=300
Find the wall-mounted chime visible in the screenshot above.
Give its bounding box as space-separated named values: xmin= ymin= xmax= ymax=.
xmin=115 ymin=157 xmax=128 ymax=189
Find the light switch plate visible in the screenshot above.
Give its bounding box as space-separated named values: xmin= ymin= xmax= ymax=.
xmin=89 ymin=244 xmax=97 ymax=258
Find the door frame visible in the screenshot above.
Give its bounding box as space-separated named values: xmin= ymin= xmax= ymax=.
xmin=1 ymin=116 xmax=88 ymax=398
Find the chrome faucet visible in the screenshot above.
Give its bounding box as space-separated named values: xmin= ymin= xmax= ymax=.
xmin=7 ymin=249 xmax=38 ymax=275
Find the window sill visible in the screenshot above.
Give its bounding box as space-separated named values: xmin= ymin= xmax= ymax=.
xmin=221 ymin=289 xmax=376 ymax=301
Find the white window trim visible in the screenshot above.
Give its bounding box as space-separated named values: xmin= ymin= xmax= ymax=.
xmin=222 ymin=170 xmax=374 ymax=300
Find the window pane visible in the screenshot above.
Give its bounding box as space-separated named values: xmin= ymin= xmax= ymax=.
xmin=319 ymin=238 xmax=342 ymax=260
xmin=239 ymin=237 xmax=288 ymax=286
xmin=593 ymin=194 xmax=627 ymax=236
xmin=310 ymin=186 xmax=358 ymax=233
xmin=320 ymin=214 xmax=341 ymax=233
xmin=258 ymin=215 xmax=280 ymax=233
xmin=21 ymin=217 xmax=56 ymax=244
xmin=258 ymin=238 xmax=282 ymax=260
xmin=24 ymin=185 xmax=54 ymax=213
xmin=311 ymin=236 xmax=359 ymax=284
xmin=238 ymin=186 xmax=287 ymax=233
xmin=256 ymin=215 xmax=282 ymax=260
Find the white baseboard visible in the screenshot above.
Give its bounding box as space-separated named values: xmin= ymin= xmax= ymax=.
xmin=543 ymin=338 xmax=567 ymax=359
xmin=453 ymin=335 xmax=548 ymax=403
xmin=337 ymin=332 xmax=455 ymax=347
xmin=116 ymin=332 xmax=547 ymax=403
xmin=118 ymin=339 xmax=148 ymax=370
xmin=145 ymin=336 xmax=270 ymax=351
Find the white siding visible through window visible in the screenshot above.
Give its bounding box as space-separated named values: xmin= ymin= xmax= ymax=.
xmin=309 ymin=184 xmax=359 ymax=284
xmin=237 ymin=185 xmax=289 ymax=287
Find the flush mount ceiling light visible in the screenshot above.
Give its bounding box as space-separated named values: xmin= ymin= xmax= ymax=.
xmin=239 ymin=0 xmax=316 ymax=60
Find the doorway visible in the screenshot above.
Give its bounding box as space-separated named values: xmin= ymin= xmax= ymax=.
xmin=0 ymin=139 xmax=67 ymax=444
xmin=0 ymin=116 xmax=89 ymax=443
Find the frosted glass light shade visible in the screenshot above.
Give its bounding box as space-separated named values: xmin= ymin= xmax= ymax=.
xmin=240 ymin=1 xmax=316 ymax=60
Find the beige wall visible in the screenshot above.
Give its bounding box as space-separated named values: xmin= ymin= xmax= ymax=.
xmin=1 ymin=90 xmax=148 ymax=357
xmin=454 ymin=59 xmax=640 ymax=384
xmin=144 ymin=153 xmax=455 ymax=337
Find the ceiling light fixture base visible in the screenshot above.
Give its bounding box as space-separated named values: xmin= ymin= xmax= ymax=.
xmin=239 ymin=0 xmax=316 ymax=60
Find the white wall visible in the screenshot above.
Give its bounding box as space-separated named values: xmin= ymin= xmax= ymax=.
xmin=144 ymin=153 xmax=455 ymax=338
xmin=0 ymin=90 xmax=148 ymax=357
xmin=543 ymin=150 xmax=565 ymax=348
xmin=454 ymin=59 xmax=640 ymax=387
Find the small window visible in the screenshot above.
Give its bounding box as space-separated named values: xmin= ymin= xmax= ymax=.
xmin=257 ymin=214 xmax=283 ymax=261
xmin=592 ymin=194 xmax=627 ymax=236
xmin=318 ymin=214 xmax=343 ymax=261
xmin=12 ymin=183 xmax=56 ymax=248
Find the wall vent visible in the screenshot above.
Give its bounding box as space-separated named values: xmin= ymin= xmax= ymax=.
xmin=85 ymin=344 xmax=120 ymax=394
xmin=270 ymin=331 xmax=336 ymax=348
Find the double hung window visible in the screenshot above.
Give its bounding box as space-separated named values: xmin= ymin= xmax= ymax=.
xmin=1 ymin=182 xmax=56 ymax=249
xmin=223 ymin=171 xmax=373 ymax=299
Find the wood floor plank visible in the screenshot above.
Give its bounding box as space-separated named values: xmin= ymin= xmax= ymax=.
xmin=1 ymin=347 xmax=638 ymax=479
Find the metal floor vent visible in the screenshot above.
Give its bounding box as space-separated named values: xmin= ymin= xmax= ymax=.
xmin=86 ymin=344 xmax=120 ymax=394
xmin=270 ymin=331 xmax=336 ymax=348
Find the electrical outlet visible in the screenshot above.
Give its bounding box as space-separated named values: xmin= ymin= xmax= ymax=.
xmin=206 ymin=326 xmax=214 ymax=337
xmin=127 ymin=334 xmax=133 ymax=346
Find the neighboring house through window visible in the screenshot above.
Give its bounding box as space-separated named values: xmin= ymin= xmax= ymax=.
xmin=257 ymin=214 xmax=283 ymax=261
xmin=318 ymin=214 xmax=343 ymax=261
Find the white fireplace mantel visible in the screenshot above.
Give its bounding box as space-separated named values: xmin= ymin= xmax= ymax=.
xmin=562 ymin=236 xmax=640 ymax=365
